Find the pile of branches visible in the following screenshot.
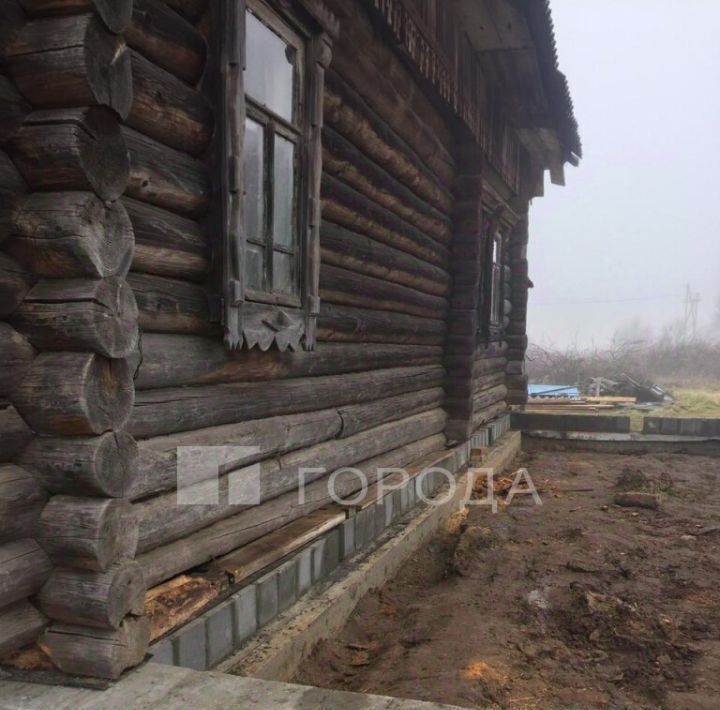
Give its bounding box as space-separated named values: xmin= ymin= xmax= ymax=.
xmin=527 ymin=336 xmax=720 ymax=387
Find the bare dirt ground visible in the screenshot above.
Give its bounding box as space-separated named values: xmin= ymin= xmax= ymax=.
xmin=294 ymin=450 xmax=720 ymax=709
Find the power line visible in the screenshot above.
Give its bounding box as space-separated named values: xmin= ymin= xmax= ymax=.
xmin=533 ymin=294 xmax=683 ymax=307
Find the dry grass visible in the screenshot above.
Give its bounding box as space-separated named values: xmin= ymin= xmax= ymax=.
xmin=609 ymin=386 xmax=720 ymax=431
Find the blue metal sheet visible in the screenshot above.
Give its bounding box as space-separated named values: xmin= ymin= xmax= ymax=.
xmin=528 ymin=384 xmax=580 ymax=399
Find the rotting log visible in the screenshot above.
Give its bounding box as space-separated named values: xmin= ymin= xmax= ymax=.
xmin=40 ymin=615 xmax=150 ymax=680
xmin=322 ymin=174 xmax=449 ymax=268
xmin=137 ymin=410 xmax=446 ymax=552
xmin=5 ymin=15 xmax=133 ymax=119
xmin=123 ymin=197 xmax=207 ymax=281
xmin=131 ymin=408 xmax=343 ymax=500
xmin=0 ymin=600 xmax=48 ymax=657
xmin=0 ymin=538 xmax=53 ymax=608
xmin=123 ymin=127 xmax=210 ymax=218
xmin=320 ymin=221 xmax=450 ymax=297
xmin=127 ymin=50 xmax=212 ymax=157
xmin=0 ymin=252 xmax=33 ymax=318
xmin=135 ymin=335 xmax=441 ymax=389
xmin=13 ymin=352 xmax=134 ymax=436
xmin=322 ymin=125 xmax=450 ymax=242
xmin=19 ymin=431 xmax=138 ymax=498
xmin=138 ymin=433 xmax=445 ymax=586
xmin=0 ymin=76 xmax=30 ymax=146
xmin=36 ymin=562 xmax=145 ymax=629
xmin=318 ymin=303 xmax=446 ymax=345
xmin=127 ymin=0 xmax=207 ymax=85
xmin=8 ymin=107 xmax=129 ymax=201
xmin=17 ymin=0 xmax=134 ymax=33
xmin=9 ymin=192 xmax=133 ymax=279
xmin=0 ymin=401 xmax=32 ymax=462
xmin=127 ymin=272 xmax=216 ymax=336
xmin=0 ymin=464 xmax=47 ymax=542
xmin=131 ymin=364 xmax=444 ymax=438
xmin=37 ymin=496 xmax=138 ymax=571
xmin=13 ymin=277 xmax=139 ymax=359
xmin=0 ymin=323 xmax=34 ymax=398
xmin=320 ymin=263 xmax=447 ymax=319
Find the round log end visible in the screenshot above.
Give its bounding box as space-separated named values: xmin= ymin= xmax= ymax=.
xmin=40 ymin=614 xmax=150 ymax=680
xmin=9 ymin=108 xmax=130 ymax=202
xmin=10 ymin=192 xmax=134 ymax=278
xmin=37 ymin=496 xmax=137 ymax=571
xmin=19 ymin=431 xmax=139 ymax=498
xmin=13 ymin=352 xmax=134 ymax=436
xmin=13 ymin=276 xmax=140 ymax=359
xmin=36 ymin=560 xmax=145 ymax=629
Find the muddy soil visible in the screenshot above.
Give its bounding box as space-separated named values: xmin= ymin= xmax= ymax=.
xmin=294 ymin=451 xmax=720 ymax=709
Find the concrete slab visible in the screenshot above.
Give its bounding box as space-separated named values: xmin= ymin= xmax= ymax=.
xmin=523 ymin=430 xmax=720 ymax=456
xmin=0 ymin=662 xmax=466 ymax=709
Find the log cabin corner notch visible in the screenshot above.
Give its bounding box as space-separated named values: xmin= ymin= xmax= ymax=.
xmin=214 ymin=0 xmax=335 ymax=352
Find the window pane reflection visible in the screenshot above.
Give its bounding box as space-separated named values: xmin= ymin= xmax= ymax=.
xmin=244 ymin=118 xmax=264 ymax=241
xmin=273 ymin=135 xmax=295 ymax=249
xmin=245 ymin=10 xmax=295 ymax=122
xmin=273 ymin=251 xmax=294 ymax=295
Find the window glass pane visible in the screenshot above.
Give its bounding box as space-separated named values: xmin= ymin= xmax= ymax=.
xmin=245 ymin=10 xmax=296 ymax=122
xmin=491 ymin=265 xmax=502 ymax=322
xmin=273 ymin=250 xmax=295 ymax=295
xmin=273 ymin=135 xmax=295 ymax=249
xmin=244 ymin=118 xmax=264 ymax=241
xmin=246 ymin=242 xmax=265 ymax=290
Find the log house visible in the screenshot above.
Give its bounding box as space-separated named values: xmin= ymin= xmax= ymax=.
xmin=0 ymin=0 xmax=579 ymax=679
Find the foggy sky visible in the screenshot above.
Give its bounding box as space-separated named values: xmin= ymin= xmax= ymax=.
xmin=527 ymin=0 xmax=720 ymax=348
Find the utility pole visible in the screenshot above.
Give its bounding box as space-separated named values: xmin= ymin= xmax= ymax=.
xmin=683 ymin=283 xmax=700 ymax=341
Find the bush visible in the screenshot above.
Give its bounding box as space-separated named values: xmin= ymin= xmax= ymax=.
xmin=526 ymin=337 xmax=720 ymax=389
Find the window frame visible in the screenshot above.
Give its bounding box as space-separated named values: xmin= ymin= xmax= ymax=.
xmin=478 ymin=208 xmax=508 ymax=339
xmin=489 ymin=231 xmax=503 ymax=326
xmin=216 ymin=0 xmax=332 ymax=352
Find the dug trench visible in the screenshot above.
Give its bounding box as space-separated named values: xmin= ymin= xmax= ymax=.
xmin=293 ymin=450 xmax=720 ymax=709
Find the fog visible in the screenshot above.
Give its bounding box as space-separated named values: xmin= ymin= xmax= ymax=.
xmin=528 ymin=0 xmax=720 ymax=348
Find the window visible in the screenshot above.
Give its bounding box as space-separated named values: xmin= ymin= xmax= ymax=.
xmin=489 ymin=232 xmax=503 ymax=325
xmin=244 ymin=6 xmax=302 ymax=305
xmin=216 ymin=0 xmax=332 ymax=352
xmin=479 ymin=217 xmax=506 ymax=337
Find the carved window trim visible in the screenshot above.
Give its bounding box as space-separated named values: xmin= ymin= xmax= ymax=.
xmin=217 ymin=0 xmax=331 ymax=352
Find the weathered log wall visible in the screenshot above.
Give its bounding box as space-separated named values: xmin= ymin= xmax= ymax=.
xmin=0 ymin=0 xmax=534 ymax=679
xmin=0 ymin=0 xmax=49 ymax=665
xmin=120 ymin=0 xmax=459 ymax=604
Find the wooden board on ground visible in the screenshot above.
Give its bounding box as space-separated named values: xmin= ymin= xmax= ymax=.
xmin=214 ymin=507 xmax=346 ymax=585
